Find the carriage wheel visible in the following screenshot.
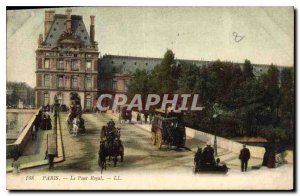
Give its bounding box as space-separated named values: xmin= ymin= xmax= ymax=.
xmin=156 ymin=129 xmax=162 ymax=150
xmin=151 ymin=132 xmax=156 ymax=145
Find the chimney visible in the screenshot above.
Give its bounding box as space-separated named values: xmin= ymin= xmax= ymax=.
xmin=37 ymin=34 xmax=43 ymax=47
xmin=65 ymin=9 xmax=72 ymax=33
xmin=90 ymin=15 xmax=95 ymax=44
xmin=44 ymin=10 xmax=55 ymax=38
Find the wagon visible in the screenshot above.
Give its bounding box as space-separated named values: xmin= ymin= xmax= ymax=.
xmin=119 ymin=105 xmax=132 ymax=123
xmin=151 ymin=114 xmax=186 ymax=149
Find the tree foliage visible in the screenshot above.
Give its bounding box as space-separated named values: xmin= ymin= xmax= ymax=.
xmin=127 ymin=50 xmax=294 ymax=143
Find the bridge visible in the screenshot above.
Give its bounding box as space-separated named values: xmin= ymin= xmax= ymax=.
xmin=6 ymin=112 xmax=293 ymax=190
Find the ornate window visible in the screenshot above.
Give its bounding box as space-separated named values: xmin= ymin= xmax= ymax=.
xmin=86 ymin=95 xmax=92 ymax=109
xmin=43 ymin=93 xmax=49 ymax=106
xmin=57 ymin=75 xmax=64 ymax=88
xmin=112 ymin=79 xmax=117 ymax=90
xmin=71 ymin=60 xmax=78 ymax=71
xmin=86 ymin=60 xmax=92 ymax=70
xmin=44 ymin=74 xmax=50 ymax=87
xmin=44 ymin=59 xmax=50 ymax=69
xmin=57 ymin=59 xmax=64 ymax=70
xmin=85 ymin=76 xmax=92 ymax=90
xmin=71 ymin=76 xmax=78 ymax=89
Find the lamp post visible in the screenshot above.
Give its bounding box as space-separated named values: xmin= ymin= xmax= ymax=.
xmin=212 ymin=103 xmax=219 ymax=157
xmin=53 ymin=95 xmax=60 ymax=135
xmin=213 ymin=114 xmax=218 ymax=157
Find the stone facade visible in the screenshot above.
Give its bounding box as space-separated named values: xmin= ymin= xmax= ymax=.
xmin=35 ymin=9 xmax=99 ymax=111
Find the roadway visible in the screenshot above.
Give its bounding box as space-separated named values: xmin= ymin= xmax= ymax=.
xmin=7 ymin=112 xmax=294 ymax=190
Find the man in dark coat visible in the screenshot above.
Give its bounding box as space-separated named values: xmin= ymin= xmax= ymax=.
xmin=239 ymin=144 xmax=251 ymax=172
xmin=202 ymin=144 xmax=215 ymax=165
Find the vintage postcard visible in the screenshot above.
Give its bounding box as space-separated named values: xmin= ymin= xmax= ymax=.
xmin=6 ymin=6 xmax=294 ymax=190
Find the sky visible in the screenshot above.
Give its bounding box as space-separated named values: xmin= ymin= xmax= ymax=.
xmin=7 ymin=7 xmax=294 ymax=87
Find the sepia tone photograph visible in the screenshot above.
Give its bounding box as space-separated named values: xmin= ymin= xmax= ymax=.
xmin=6 ymin=6 xmax=294 ymax=190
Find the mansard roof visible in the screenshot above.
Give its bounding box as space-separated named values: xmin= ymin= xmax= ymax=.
xmin=43 ymin=14 xmax=91 ymax=48
xmin=100 ymin=54 xmax=289 ymax=77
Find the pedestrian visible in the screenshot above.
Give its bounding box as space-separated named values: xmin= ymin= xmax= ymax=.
xmin=144 ymin=112 xmax=149 ymax=124
xmin=203 ymin=143 xmax=215 ymax=165
xmin=73 ymin=117 xmax=79 ymax=136
xmin=149 ymin=112 xmax=154 ymax=124
xmin=137 ymin=112 xmax=141 ymax=124
xmin=11 ymin=158 xmax=20 ymax=174
xmin=31 ymin=125 xmax=37 ymax=140
xmin=239 ymin=144 xmax=251 ymax=172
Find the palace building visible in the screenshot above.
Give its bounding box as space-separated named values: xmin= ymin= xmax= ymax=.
xmin=35 ymin=9 xmax=99 ymax=111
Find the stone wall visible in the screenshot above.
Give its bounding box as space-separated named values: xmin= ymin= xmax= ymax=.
xmin=128 ymin=110 xmax=293 ymax=163
xmin=6 ymin=108 xmax=42 ymax=159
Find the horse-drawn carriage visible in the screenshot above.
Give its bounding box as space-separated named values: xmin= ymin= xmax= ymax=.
xmin=98 ymin=120 xmax=124 ymax=172
xmin=151 ymin=109 xmax=186 ymax=149
xmin=118 ymin=105 xmax=132 ymax=124
xmin=194 ymin=147 xmax=229 ymax=174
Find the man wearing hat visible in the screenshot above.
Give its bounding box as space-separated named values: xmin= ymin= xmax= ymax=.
xmin=239 ymin=144 xmax=251 ymax=172
xmin=202 ymin=142 xmax=215 ymax=165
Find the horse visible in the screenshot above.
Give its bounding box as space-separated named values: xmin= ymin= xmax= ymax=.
xmin=100 ymin=126 xmax=107 ymax=141
xmin=98 ymin=138 xmax=124 ymax=168
xmin=105 ymin=139 xmax=124 ymax=167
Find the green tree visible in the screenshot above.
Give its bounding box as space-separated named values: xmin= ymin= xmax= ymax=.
xmin=279 ymin=67 xmax=294 ymax=141
xmin=151 ymin=49 xmax=178 ymax=94
xmin=243 ymin=59 xmax=254 ymax=80
xmin=127 ymin=69 xmax=151 ymax=100
xmin=259 ymin=65 xmax=281 ymax=126
xmin=177 ymin=63 xmax=200 ymax=93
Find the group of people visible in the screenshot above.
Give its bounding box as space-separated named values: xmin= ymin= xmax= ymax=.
xmin=40 ymin=112 xmax=52 ymax=130
xmin=194 ymin=143 xmax=251 ymax=172
xmin=136 ymin=111 xmax=154 ymax=124
xmin=194 ymin=144 xmax=217 ymax=168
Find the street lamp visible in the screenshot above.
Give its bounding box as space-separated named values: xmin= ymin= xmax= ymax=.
xmin=212 ymin=103 xmax=219 ymax=157
xmin=213 ymin=113 xmax=218 ymax=157
xmin=53 ymin=95 xmax=60 ymax=135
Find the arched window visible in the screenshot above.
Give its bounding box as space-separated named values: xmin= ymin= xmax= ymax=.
xmin=44 ymin=74 xmax=50 ymax=87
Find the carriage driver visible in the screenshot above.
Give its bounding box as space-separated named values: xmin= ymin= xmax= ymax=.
xmin=107 ymin=119 xmax=115 ymax=129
